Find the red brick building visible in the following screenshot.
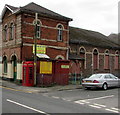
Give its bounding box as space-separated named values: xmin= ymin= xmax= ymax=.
xmin=1 ymin=2 xmax=120 ymax=84
xmin=1 ymin=2 xmax=72 ymax=81
xmin=69 ymin=27 xmax=120 ymax=78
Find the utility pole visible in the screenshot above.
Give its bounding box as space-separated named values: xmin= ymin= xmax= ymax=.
xmin=34 ymin=13 xmax=38 ymax=86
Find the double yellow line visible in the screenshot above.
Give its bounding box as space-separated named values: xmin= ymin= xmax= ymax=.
xmin=0 ymin=86 xmax=33 ymax=93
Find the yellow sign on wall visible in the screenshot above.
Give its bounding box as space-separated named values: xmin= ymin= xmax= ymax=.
xmin=33 ymin=45 xmax=46 ymax=54
xmin=40 ymin=61 xmax=52 ymax=74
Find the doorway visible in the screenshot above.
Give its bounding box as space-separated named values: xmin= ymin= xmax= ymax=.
xmin=11 ymin=55 xmax=17 ymax=81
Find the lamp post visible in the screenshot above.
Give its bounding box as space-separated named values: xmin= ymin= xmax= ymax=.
xmin=34 ymin=13 xmax=38 ymax=86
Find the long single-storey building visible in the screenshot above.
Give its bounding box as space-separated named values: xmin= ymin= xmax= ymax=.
xmin=69 ymin=27 xmax=120 ymax=78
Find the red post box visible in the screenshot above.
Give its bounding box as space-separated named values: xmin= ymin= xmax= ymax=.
xmin=22 ymin=61 xmax=34 ymax=86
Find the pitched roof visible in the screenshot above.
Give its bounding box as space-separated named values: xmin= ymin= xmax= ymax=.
xmin=1 ymin=4 xmax=19 ymax=19
xmin=2 ymin=2 xmax=72 ymax=21
xmin=69 ymin=27 xmax=120 ymax=49
xmin=6 ymin=4 xmax=18 ymax=11
xmin=108 ymin=34 xmax=119 ymax=45
xmin=21 ymin=2 xmax=72 ymax=21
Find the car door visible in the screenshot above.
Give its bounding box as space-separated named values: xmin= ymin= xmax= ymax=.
xmin=109 ymin=74 xmax=118 ymax=87
xmin=104 ymin=75 xmax=112 ymax=87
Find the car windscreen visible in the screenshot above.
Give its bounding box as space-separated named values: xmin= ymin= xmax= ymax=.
xmin=89 ymin=74 xmax=102 ymax=79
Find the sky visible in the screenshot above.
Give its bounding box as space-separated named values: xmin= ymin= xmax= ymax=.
xmin=0 ymin=0 xmax=119 ymax=36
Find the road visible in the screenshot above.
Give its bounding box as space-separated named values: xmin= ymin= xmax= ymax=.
xmin=1 ymin=86 xmax=120 ymax=114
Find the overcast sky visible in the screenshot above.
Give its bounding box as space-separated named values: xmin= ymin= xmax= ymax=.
xmin=0 ymin=0 xmax=119 ymax=36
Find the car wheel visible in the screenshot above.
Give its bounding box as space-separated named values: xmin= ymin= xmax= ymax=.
xmin=86 ymin=87 xmax=91 ymax=90
xmin=102 ymin=83 xmax=108 ymax=90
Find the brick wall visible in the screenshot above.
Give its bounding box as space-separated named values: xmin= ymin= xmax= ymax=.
xmin=69 ymin=44 xmax=120 ymax=77
xmin=21 ymin=13 xmax=69 ymax=60
xmin=2 ymin=10 xmax=70 ymax=61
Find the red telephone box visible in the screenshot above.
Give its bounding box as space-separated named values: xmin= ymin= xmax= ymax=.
xmin=22 ymin=61 xmax=34 ymax=86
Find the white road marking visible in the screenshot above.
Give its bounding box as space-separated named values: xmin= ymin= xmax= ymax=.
xmin=93 ymin=103 xmax=106 ymax=107
xmin=52 ymin=96 xmax=60 ymax=99
xmin=42 ymin=94 xmax=49 ymax=97
xmin=7 ymin=99 xmax=50 ymax=115
xmin=105 ymin=108 xmax=119 ymax=113
xmin=67 ymin=90 xmax=73 ymax=91
xmin=74 ymin=101 xmax=85 ymax=105
xmin=62 ymin=98 xmax=71 ymax=101
xmin=111 ymin=107 xmax=120 ymax=111
xmin=80 ymin=100 xmax=90 ymax=103
xmin=80 ymin=95 xmax=114 ymax=101
xmin=89 ymin=104 xmax=101 ymax=109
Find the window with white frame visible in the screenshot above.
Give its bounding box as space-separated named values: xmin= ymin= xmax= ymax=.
xmin=80 ymin=48 xmax=85 ymax=58
xmin=79 ymin=47 xmax=86 ymax=69
xmin=93 ymin=49 xmax=99 ymax=70
xmin=4 ymin=25 xmax=8 ymax=41
xmin=10 ymin=23 xmax=14 ymax=40
xmin=57 ymin=24 xmax=63 ymax=41
xmin=114 ymin=51 xmax=119 ymax=69
xmin=104 ymin=50 xmax=109 ymax=69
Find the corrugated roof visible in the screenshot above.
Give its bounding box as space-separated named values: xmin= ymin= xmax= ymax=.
xmin=69 ymin=27 xmax=120 ymax=49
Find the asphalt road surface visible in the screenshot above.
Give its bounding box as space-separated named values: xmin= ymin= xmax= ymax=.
xmin=1 ymin=86 xmax=120 ymax=115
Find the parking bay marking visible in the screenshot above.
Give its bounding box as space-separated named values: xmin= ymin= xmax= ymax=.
xmin=74 ymin=95 xmax=114 ymax=106
xmin=89 ymin=104 xmax=101 ymax=109
xmin=105 ymin=108 xmax=119 ymax=113
xmin=74 ymin=95 xmax=119 ymax=113
xmin=93 ymin=103 xmax=106 ymax=107
xmin=7 ymin=99 xmax=50 ymax=115
xmin=111 ymin=107 xmax=120 ymax=111
xmin=52 ymin=96 xmax=60 ymax=99
xmin=78 ymin=95 xmax=114 ymax=102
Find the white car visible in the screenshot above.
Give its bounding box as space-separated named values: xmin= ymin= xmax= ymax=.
xmin=82 ymin=73 xmax=120 ymax=90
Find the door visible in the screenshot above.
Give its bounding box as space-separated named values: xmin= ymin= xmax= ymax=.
xmin=104 ymin=75 xmax=112 ymax=87
xmin=11 ymin=55 xmax=17 ymax=81
xmin=13 ymin=58 xmax=17 ymax=81
xmin=109 ymin=74 xmax=118 ymax=87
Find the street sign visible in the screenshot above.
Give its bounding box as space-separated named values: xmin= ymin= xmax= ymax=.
xmin=33 ymin=45 xmax=46 ymax=54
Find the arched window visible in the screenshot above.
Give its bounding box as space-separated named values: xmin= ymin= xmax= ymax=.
xmin=4 ymin=25 xmax=8 ymax=41
xmin=79 ymin=47 xmax=86 ymax=69
xmin=114 ymin=51 xmax=119 ymax=69
xmin=104 ymin=50 xmax=109 ymax=69
xmin=3 ymin=56 xmax=7 ymax=73
xmin=57 ymin=24 xmax=63 ymax=41
xmin=10 ymin=23 xmax=14 ymax=40
xmin=93 ymin=49 xmax=99 ymax=70
xmin=79 ymin=48 xmax=85 ymax=58
xmin=55 ymin=55 xmax=65 ymax=60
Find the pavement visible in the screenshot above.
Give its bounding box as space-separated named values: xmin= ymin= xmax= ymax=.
xmin=0 ymin=79 xmax=82 ymax=93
